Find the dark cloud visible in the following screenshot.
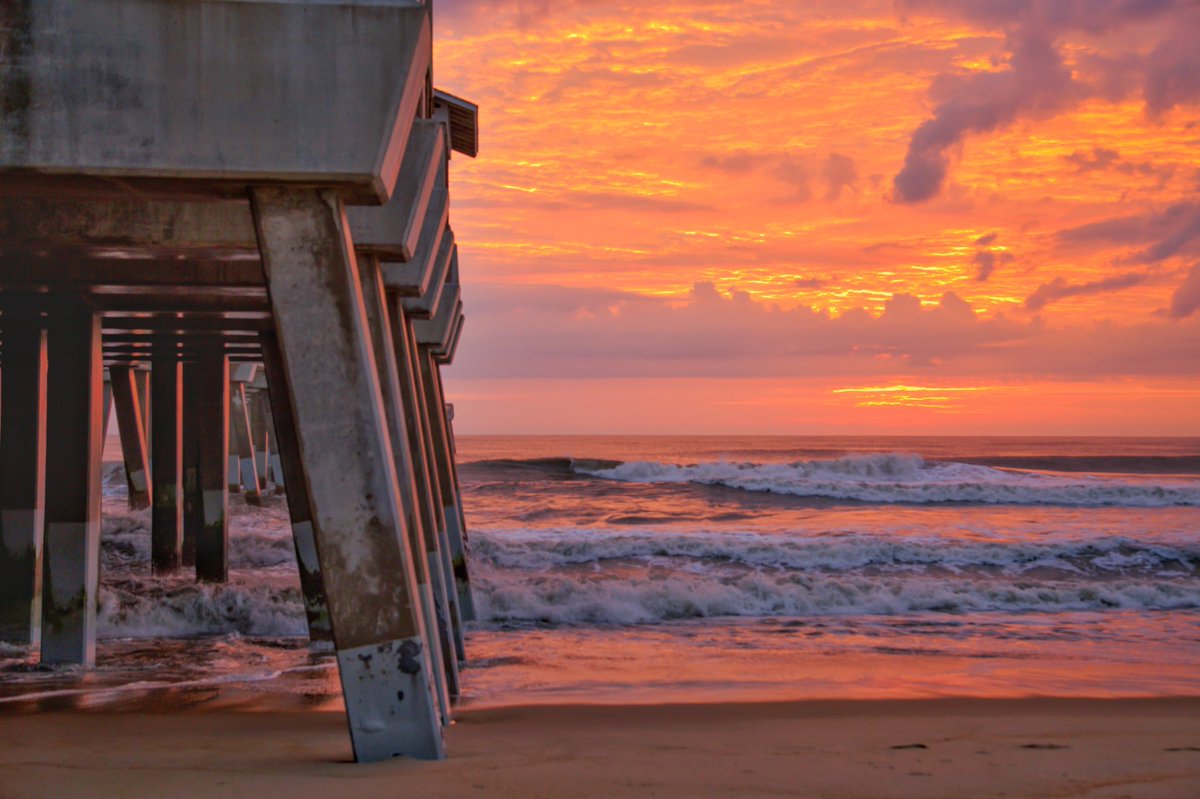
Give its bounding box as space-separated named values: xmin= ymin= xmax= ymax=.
xmin=792 ymin=277 xmax=827 ymax=289
xmin=1058 ymin=202 xmax=1200 ymax=264
xmin=1024 ymin=272 xmax=1148 ymax=311
xmin=699 ymin=152 xmax=771 ymax=173
xmin=972 ymin=249 xmax=1014 ymax=281
xmin=1063 ymin=147 xmax=1121 ymax=171
xmin=974 ymin=232 xmax=998 ymax=246
xmin=892 ymin=32 xmax=1076 ymax=203
xmin=822 ymin=153 xmax=860 ymax=200
xmin=700 ymin=151 xmax=861 ymax=203
xmin=770 ymin=157 xmax=815 ymax=202
xmin=1062 ymin=147 xmax=1176 ymax=184
xmin=890 ymin=0 xmax=1191 ymax=203
xmin=1144 ymin=24 xmax=1200 ymax=118
xmin=1169 ymin=263 xmax=1200 ymax=319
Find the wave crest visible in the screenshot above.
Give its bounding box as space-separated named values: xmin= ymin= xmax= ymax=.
xmin=581 ymin=454 xmax=1200 ymax=506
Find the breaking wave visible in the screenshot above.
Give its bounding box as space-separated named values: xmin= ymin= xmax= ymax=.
xmin=469 ymin=528 xmax=1200 ymax=626
xmin=578 ymin=453 xmax=1200 ymax=507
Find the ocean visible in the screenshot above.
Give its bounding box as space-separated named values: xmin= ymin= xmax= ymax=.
xmin=3 ymin=435 xmax=1199 ymax=709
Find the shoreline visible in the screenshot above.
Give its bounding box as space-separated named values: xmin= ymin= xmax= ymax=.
xmin=3 ymin=695 xmax=1198 ymax=798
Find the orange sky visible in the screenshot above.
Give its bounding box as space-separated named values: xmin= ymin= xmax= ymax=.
xmin=431 ymin=0 xmax=1200 ymax=435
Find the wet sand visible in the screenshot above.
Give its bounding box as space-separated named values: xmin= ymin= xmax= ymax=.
xmin=2 ymin=696 xmax=1198 ymax=798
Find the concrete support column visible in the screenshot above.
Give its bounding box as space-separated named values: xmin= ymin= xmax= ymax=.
xmin=193 ymin=347 xmax=229 ymax=583
xmin=424 ymin=356 xmax=476 ymax=622
xmin=181 ymin=361 xmax=201 ymax=569
xmin=413 ymin=340 xmax=473 ymax=631
xmin=404 ymin=319 xmax=465 ymax=659
xmin=108 ymin=366 xmax=151 ymax=510
xmin=135 ymin=369 xmax=151 ymax=446
xmin=0 ymin=304 xmax=47 ymax=645
xmin=359 ymin=254 xmax=456 ymax=717
xmin=150 ymin=342 xmax=183 ymax=573
xmin=249 ymin=391 xmax=271 ymax=488
xmin=226 ymin=383 xmax=241 ymax=494
xmin=259 ymin=331 xmax=332 ymax=644
xmin=102 ymin=377 xmax=113 ymax=443
xmin=230 ymin=382 xmax=262 ymax=505
xmin=41 ymin=298 xmax=103 ymax=666
xmin=392 ymin=301 xmax=463 ymax=690
xmin=251 ymin=187 xmax=444 ymax=762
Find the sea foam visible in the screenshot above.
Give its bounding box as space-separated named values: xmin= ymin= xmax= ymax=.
xmin=581 ymin=453 xmax=1200 ymax=506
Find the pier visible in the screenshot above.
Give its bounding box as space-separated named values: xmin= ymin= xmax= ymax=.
xmin=0 ymin=0 xmax=475 ymax=762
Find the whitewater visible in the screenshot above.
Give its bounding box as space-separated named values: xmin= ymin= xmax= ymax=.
xmin=3 ymin=434 xmax=1198 ymax=706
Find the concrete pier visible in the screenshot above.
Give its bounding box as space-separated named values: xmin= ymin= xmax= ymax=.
xmin=1 ymin=0 xmax=477 ymax=762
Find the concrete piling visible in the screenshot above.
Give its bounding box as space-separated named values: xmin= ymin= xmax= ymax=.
xmin=360 ymin=254 xmax=458 ymax=716
xmin=391 ymin=300 xmax=465 ymax=682
xmin=40 ymin=299 xmax=103 ymax=666
xmin=150 ymin=343 xmax=184 ymax=573
xmin=230 ymin=379 xmax=263 ymax=505
xmin=252 ymin=187 xmax=445 ymax=761
xmin=0 ymin=303 xmax=47 ymax=646
xmin=181 ymin=360 xmax=202 ymax=569
xmin=193 ymin=348 xmax=230 ymax=583
xmin=108 ymin=366 xmax=152 ymax=510
xmin=259 ymin=331 xmax=333 ymax=644
xmin=2 ymin=0 xmax=477 ymax=763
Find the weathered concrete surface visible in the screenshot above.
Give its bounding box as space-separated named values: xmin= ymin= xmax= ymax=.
xmin=248 ymin=391 xmax=271 ymax=487
xmin=403 ymin=233 xmax=454 ymax=320
xmin=251 ymin=187 xmax=443 ymax=761
xmin=181 ymin=361 xmax=201 ymax=569
xmin=108 ymin=366 xmax=151 ymax=510
xmin=0 ymin=303 xmax=47 ymax=645
xmin=414 ymin=280 xmax=461 ymax=352
xmin=359 ymin=254 xmax=457 ymax=718
xmin=40 ymin=298 xmax=103 ymax=665
xmin=150 ymin=345 xmax=183 ymax=573
xmin=403 ymin=318 xmax=465 ymax=658
xmin=258 ymin=331 xmax=332 ymax=644
xmin=0 ymin=1 xmax=431 ymax=203
xmin=391 ymin=300 xmax=464 ymax=687
xmin=230 ymin=382 xmax=262 ymax=505
xmin=382 ymin=161 xmax=448 ymax=297
xmin=420 ymin=345 xmax=477 ymax=626
xmin=193 ymin=347 xmax=229 ymax=583
xmin=347 ymin=121 xmax=445 ymax=261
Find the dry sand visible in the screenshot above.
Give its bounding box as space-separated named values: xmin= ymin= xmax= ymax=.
xmin=2 ymin=696 xmax=1198 ymax=798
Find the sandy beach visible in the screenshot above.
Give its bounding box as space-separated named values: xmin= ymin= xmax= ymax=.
xmin=3 ymin=696 xmax=1198 ymax=798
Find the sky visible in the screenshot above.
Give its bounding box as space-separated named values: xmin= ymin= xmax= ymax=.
xmin=431 ymin=0 xmax=1200 ymax=435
